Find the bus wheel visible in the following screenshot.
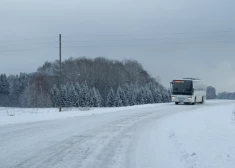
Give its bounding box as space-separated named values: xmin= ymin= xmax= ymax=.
xmin=175 ymin=102 xmax=179 ymax=105
xmin=192 ymin=97 xmax=196 ymax=105
xmin=200 ymin=97 xmax=204 ymax=104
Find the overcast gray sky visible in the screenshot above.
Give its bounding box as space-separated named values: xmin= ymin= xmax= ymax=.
xmin=1 ymin=0 xmax=235 ymax=92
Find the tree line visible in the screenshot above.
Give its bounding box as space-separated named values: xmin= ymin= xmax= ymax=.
xmin=206 ymin=86 xmax=235 ymax=100
xmin=217 ymin=92 xmax=235 ymax=100
xmin=51 ymin=82 xmax=170 ymax=108
xmin=0 ymin=57 xmax=171 ymax=108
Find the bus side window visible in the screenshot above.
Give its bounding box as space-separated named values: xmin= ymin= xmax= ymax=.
xmin=194 ymin=82 xmax=198 ymax=90
xmin=199 ymin=82 xmax=202 ymax=90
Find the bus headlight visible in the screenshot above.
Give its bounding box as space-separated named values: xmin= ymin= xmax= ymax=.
xmin=171 ymin=96 xmax=175 ymax=99
xmin=188 ymin=97 xmax=192 ymax=99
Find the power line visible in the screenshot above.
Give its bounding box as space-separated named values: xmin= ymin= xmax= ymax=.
xmin=159 ymin=30 xmax=235 ymax=35
xmin=0 ymin=36 xmax=57 ymax=43
xmin=63 ymin=35 xmax=234 ymax=43
xmin=1 ymin=40 xmax=234 ymax=52
xmin=62 ymin=29 xmax=235 ymax=38
xmin=0 ymin=42 xmax=58 ymax=48
xmin=1 ymin=30 xmax=234 ymax=44
xmin=0 ymin=47 xmax=57 ymax=52
xmin=62 ymin=33 xmax=235 ymax=45
xmin=2 ymin=40 xmax=230 ymax=51
xmin=62 ymin=40 xmax=235 ymax=48
xmin=1 ymin=36 xmax=233 ymax=49
xmin=0 ymin=32 xmax=234 ymax=52
xmin=63 ymin=44 xmax=136 ymax=48
xmin=22 ymin=36 xmax=57 ymax=40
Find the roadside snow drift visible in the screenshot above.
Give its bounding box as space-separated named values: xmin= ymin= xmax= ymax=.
xmin=0 ymin=104 xmax=168 ymax=126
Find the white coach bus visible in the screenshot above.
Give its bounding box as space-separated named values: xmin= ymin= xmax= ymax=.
xmin=170 ymin=78 xmax=206 ymax=105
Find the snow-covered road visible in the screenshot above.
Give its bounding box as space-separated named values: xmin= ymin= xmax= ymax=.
xmin=0 ymin=101 xmax=234 ymax=168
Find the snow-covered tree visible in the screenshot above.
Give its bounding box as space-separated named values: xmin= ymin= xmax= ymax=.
xmin=0 ymin=74 xmax=9 ymax=94
xmin=74 ymin=83 xmax=81 ymax=106
xmin=152 ymin=87 xmax=162 ymax=103
xmin=51 ymin=84 xmax=59 ymax=107
xmin=90 ymin=87 xmax=99 ymax=107
xmin=144 ymin=85 xmax=154 ymax=104
xmin=129 ymin=84 xmax=137 ymax=106
xmin=61 ymin=85 xmax=68 ymax=107
xmin=115 ymin=86 xmax=124 ymax=107
xmin=206 ymin=86 xmax=216 ymax=99
xmin=122 ymin=84 xmax=130 ymax=106
xmin=134 ymin=85 xmax=141 ymax=105
xmin=19 ymin=84 xmax=31 ymax=107
xmin=68 ymin=84 xmax=79 ymax=107
xmin=137 ymin=86 xmax=145 ymax=105
xmin=20 ymin=80 xmax=52 ymax=108
xmin=96 ymin=89 xmax=102 ymax=107
xmin=65 ymin=83 xmax=72 ymax=107
xmin=80 ymin=82 xmax=90 ymax=107
xmin=106 ymin=87 xmax=116 ymax=107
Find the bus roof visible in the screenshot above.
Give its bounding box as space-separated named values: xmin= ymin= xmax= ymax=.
xmin=182 ymin=78 xmax=201 ymax=80
xmin=172 ymin=78 xmax=203 ymax=81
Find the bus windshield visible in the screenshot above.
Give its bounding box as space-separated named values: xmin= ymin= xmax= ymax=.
xmin=172 ymin=80 xmax=193 ymax=95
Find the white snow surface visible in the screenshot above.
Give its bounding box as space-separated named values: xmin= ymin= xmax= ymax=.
xmin=134 ymin=101 xmax=235 ymax=168
xmin=0 ymin=104 xmax=171 ymax=126
xmin=0 ymin=100 xmax=235 ymax=168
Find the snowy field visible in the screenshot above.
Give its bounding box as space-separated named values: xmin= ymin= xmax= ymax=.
xmin=0 ymin=100 xmax=235 ymax=168
xmin=133 ymin=101 xmax=235 ymax=168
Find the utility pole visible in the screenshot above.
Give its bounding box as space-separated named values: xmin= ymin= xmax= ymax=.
xmin=59 ymin=34 xmax=62 ymax=112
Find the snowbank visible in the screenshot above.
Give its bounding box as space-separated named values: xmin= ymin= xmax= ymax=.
xmin=0 ymin=103 xmax=170 ymax=126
